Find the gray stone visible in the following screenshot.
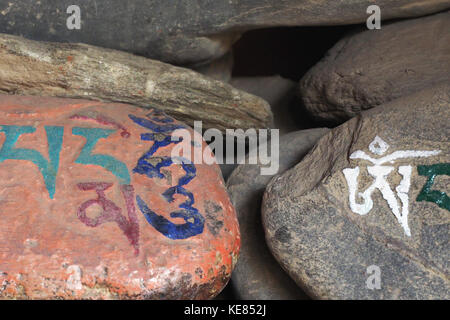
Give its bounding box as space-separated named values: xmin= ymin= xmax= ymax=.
xmin=194 ymin=52 xmax=234 ymax=83
xmin=262 ymin=84 xmax=450 ymax=299
xmin=299 ymin=11 xmax=450 ymax=123
xmin=0 ymin=33 xmax=272 ymax=132
xmin=1 ymin=1 xmax=449 ymax=66
xmin=231 ymin=76 xmax=303 ymax=135
xmin=220 ymin=163 xmax=238 ymax=182
xmin=228 ymin=128 xmax=329 ymax=299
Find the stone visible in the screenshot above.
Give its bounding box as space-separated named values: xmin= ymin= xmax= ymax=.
xmin=0 ymin=95 xmax=240 ymax=299
xmin=219 ymin=163 xmax=238 ymax=182
xmin=299 ymin=11 xmax=450 ymax=123
xmin=227 ymin=128 xmax=329 ymax=299
xmin=1 ymin=1 xmax=449 ymax=66
xmin=219 ymin=75 xmax=313 ymax=182
xmin=262 ymin=84 xmax=450 ymax=299
xmin=231 ymin=76 xmax=305 ymax=135
xmin=0 ymin=33 xmax=272 ymax=132
xmin=193 ymin=52 xmax=234 ymax=83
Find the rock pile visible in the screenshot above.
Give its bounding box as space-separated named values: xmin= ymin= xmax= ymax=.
xmin=0 ymin=2 xmax=448 ymax=300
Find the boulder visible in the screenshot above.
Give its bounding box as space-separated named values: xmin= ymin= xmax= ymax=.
xmin=299 ymin=11 xmax=450 ymax=123
xmin=1 ymin=1 xmax=449 ymax=65
xmin=231 ymin=76 xmax=303 ymax=135
xmin=228 ymin=128 xmax=329 ymax=299
xmin=0 ymin=33 xmax=272 ymax=132
xmin=193 ymin=52 xmax=234 ymax=83
xmin=0 ymin=95 xmax=240 ymax=299
xmin=262 ymin=85 xmax=450 ymax=299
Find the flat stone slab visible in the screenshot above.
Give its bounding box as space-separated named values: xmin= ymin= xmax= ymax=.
xmin=0 ymin=95 xmax=240 ymax=299
xmin=1 ymin=1 xmax=449 ymax=65
xmin=263 ymin=84 xmax=450 ymax=299
xmin=0 ymin=33 xmax=272 ymax=132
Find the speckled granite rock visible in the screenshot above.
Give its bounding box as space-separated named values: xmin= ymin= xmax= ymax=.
xmin=1 ymin=1 xmax=449 ymax=65
xmin=263 ymin=85 xmax=450 ymax=299
xmin=228 ymin=128 xmax=329 ymax=299
xmin=0 ymin=95 xmax=240 ymax=299
xmin=299 ymin=11 xmax=450 ymax=123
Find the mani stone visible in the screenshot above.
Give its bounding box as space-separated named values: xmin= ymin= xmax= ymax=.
xmin=0 ymin=95 xmax=240 ymax=299
xmin=227 ymin=128 xmax=329 ymax=299
xmin=0 ymin=33 xmax=272 ymax=132
xmin=299 ymin=11 xmax=450 ymax=124
xmin=262 ymin=84 xmax=450 ymax=299
xmin=1 ymin=1 xmax=449 ymax=66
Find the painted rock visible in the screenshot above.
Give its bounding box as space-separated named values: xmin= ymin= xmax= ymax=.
xmin=0 ymin=95 xmax=240 ymax=299
xmin=262 ymin=84 xmax=450 ymax=299
xmin=227 ymin=128 xmax=329 ymax=299
xmin=299 ymin=11 xmax=450 ymax=124
xmin=1 ymin=1 xmax=449 ymax=66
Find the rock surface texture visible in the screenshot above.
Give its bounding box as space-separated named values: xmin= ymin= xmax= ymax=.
xmin=227 ymin=128 xmax=329 ymax=299
xmin=231 ymin=76 xmax=302 ymax=135
xmin=0 ymin=33 xmax=272 ymax=132
xmin=263 ymin=85 xmax=450 ymax=299
xmin=0 ymin=95 xmax=240 ymax=299
xmin=194 ymin=52 xmax=234 ymax=83
xmin=1 ymin=1 xmax=449 ymax=65
xmin=299 ymin=11 xmax=450 ymax=123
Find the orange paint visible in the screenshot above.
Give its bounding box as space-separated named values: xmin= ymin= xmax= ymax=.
xmin=0 ymin=95 xmax=240 ymax=299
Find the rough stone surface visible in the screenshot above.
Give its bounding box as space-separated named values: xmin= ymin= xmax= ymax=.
xmin=262 ymin=84 xmax=450 ymax=299
xmin=227 ymin=128 xmax=329 ymax=299
xmin=219 ymin=75 xmax=303 ymax=181
xmin=0 ymin=33 xmax=272 ymax=132
xmin=194 ymin=52 xmax=234 ymax=83
xmin=0 ymin=95 xmax=240 ymax=299
xmin=1 ymin=1 xmax=449 ymax=65
xmin=299 ymin=11 xmax=450 ymax=123
xmin=231 ymin=76 xmax=302 ymax=135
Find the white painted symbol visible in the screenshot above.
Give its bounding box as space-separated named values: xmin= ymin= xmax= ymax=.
xmin=343 ymin=136 xmax=441 ymax=236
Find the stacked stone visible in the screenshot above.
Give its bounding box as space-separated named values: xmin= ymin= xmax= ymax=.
xmin=0 ymin=0 xmax=448 ymax=300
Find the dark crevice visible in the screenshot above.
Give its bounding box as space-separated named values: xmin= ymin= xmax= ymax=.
xmin=232 ymin=25 xmax=355 ymax=82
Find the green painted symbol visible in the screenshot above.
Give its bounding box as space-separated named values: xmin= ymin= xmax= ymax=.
xmin=416 ymin=163 xmax=449 ymax=211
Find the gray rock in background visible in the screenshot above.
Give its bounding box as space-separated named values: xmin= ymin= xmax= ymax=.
xmin=299 ymin=11 xmax=450 ymax=123
xmin=263 ymin=84 xmax=450 ymax=299
xmin=194 ymin=52 xmax=234 ymax=83
xmin=1 ymin=1 xmax=449 ymax=66
xmin=219 ymin=75 xmax=304 ymax=181
xmin=231 ymin=76 xmax=302 ymax=135
xmin=227 ymin=128 xmax=329 ymax=299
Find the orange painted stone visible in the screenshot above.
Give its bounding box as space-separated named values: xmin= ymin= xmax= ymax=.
xmin=0 ymin=95 xmax=240 ymax=299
